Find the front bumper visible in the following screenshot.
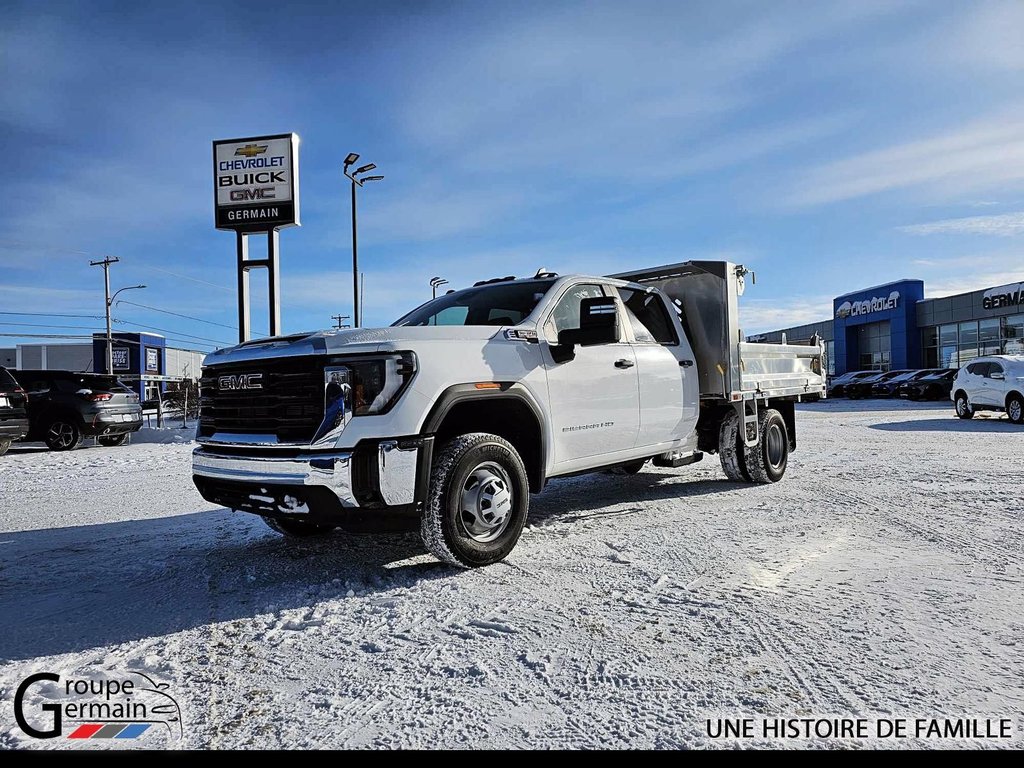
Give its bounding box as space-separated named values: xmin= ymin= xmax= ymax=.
xmin=192 ymin=436 xmax=433 ymax=531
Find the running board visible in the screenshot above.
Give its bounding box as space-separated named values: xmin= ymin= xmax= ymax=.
xmin=653 ymin=451 xmax=703 ymax=468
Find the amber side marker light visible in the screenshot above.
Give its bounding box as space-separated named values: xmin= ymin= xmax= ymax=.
xmin=474 ymin=382 xmax=501 ymax=390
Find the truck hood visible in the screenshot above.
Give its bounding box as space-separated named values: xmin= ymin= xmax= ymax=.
xmin=203 ymin=326 xmax=505 ymax=366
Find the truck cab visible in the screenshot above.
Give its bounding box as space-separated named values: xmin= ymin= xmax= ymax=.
xmin=193 ymin=261 xmax=825 ymax=567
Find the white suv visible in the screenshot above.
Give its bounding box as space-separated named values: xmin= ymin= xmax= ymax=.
xmin=951 ymin=355 xmax=1024 ymax=424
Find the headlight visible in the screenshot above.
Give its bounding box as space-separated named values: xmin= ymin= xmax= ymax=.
xmin=314 ymin=352 xmax=417 ymax=444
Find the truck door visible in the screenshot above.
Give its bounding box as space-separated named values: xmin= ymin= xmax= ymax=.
xmin=542 ymin=283 xmax=640 ymax=465
xmin=615 ymin=287 xmax=699 ymax=448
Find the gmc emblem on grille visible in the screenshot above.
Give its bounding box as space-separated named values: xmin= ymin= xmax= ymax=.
xmin=218 ymin=373 xmax=263 ymax=391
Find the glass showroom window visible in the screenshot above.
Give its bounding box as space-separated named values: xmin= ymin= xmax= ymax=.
xmin=1004 ymin=314 xmax=1024 ymax=355
xmin=958 ymin=321 xmax=979 ymax=363
xmin=921 ymin=326 xmax=938 ymax=368
xmin=939 ymin=323 xmax=958 ymax=368
xmin=979 ymin=318 xmax=1001 ymax=356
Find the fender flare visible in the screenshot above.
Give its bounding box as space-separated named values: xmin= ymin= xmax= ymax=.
xmin=420 ymin=382 xmax=549 ymax=489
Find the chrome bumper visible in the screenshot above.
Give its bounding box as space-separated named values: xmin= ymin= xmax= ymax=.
xmin=191 ymin=439 xmax=423 ymax=509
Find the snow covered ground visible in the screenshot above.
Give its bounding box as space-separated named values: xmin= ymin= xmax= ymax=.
xmin=0 ymin=400 xmax=1021 ymax=749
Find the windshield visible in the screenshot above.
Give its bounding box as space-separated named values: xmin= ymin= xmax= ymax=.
xmin=394 ymin=279 xmax=556 ymax=327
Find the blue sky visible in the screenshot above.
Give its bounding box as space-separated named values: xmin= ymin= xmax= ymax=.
xmin=3 ymin=0 xmax=1024 ymax=352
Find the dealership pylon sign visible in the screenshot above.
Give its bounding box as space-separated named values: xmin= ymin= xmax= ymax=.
xmin=213 ymin=134 xmax=300 ymax=232
xmin=213 ymin=133 xmax=301 ymax=342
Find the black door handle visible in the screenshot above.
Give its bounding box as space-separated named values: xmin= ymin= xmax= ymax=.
xmin=680 ymin=359 xmax=694 ymax=367
xmin=615 ymin=359 xmax=635 ymax=369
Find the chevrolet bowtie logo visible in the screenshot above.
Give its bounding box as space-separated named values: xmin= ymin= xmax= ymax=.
xmin=234 ymin=144 xmax=268 ymax=158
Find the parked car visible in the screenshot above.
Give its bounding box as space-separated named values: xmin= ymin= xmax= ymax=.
xmin=870 ymin=369 xmax=934 ymax=397
xmin=827 ymin=370 xmax=876 ymax=397
xmin=845 ymin=370 xmax=911 ymax=399
xmin=951 ymin=356 xmax=1024 ymax=424
xmin=0 ymin=366 xmax=30 ymax=456
xmin=11 ymin=370 xmax=143 ymax=450
xmin=897 ymin=369 xmax=956 ymax=401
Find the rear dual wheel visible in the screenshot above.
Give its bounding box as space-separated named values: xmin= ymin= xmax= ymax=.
xmin=719 ymin=408 xmax=789 ymax=484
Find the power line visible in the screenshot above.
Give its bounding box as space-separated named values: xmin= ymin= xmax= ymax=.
xmin=136 ymin=264 xmax=234 ymax=293
xmin=0 ymin=311 xmax=107 ymax=320
xmin=0 ymin=321 xmax=105 ymax=331
xmin=114 ymin=299 xmax=238 ymax=330
xmin=111 ymin=318 xmax=231 ymax=346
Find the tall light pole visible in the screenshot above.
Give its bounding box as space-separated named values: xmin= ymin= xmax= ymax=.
xmin=430 ymin=276 xmax=449 ymax=299
xmin=343 ymin=153 xmax=384 ymax=327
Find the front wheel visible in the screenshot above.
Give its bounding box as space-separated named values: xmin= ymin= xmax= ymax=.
xmin=1007 ymin=393 xmax=1024 ymax=425
xmin=422 ymin=432 xmax=529 ymax=568
xmin=744 ymin=409 xmax=789 ymax=484
xmin=98 ymin=433 xmax=130 ymax=447
xmin=262 ymin=517 xmax=337 ymax=537
xmin=45 ymin=419 xmax=82 ymax=451
xmin=954 ymin=392 xmax=974 ymax=420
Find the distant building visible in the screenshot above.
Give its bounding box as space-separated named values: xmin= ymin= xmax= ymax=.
xmin=2 ymin=333 xmax=206 ymax=399
xmin=752 ymin=277 xmax=1024 ymax=377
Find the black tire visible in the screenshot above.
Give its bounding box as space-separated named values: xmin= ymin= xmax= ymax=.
xmin=744 ymin=409 xmax=789 ymax=484
xmin=0 ymin=439 xmax=10 ymax=456
xmin=262 ymin=516 xmax=337 ymax=537
xmin=1007 ymin=393 xmax=1024 ymax=425
xmin=954 ymin=391 xmax=974 ymax=420
xmin=45 ymin=419 xmax=82 ymax=451
xmin=421 ymin=432 xmax=529 ymax=568
xmin=718 ymin=409 xmax=750 ymax=482
xmin=98 ymin=433 xmax=130 ymax=447
xmin=608 ymin=460 xmax=647 ymax=476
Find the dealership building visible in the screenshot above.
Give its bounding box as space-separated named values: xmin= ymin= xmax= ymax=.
xmin=751 ymin=278 xmax=1024 ymax=377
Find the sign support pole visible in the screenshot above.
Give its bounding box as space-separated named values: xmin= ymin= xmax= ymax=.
xmin=268 ymin=229 xmax=281 ymax=337
xmin=236 ymin=231 xmax=251 ymax=343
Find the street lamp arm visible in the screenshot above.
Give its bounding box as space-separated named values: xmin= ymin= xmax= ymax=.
xmin=108 ymin=284 xmax=147 ymax=306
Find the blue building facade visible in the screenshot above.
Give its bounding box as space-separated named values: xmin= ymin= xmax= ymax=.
xmin=832 ymin=279 xmax=924 ymax=376
xmin=92 ymin=332 xmax=166 ymax=399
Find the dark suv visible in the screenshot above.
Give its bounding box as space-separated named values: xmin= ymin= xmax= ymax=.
xmin=12 ymin=370 xmax=143 ymax=451
xmin=0 ymin=366 xmax=30 ymax=455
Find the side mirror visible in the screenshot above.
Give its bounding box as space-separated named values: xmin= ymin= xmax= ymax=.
xmin=550 ymin=296 xmax=619 ymax=363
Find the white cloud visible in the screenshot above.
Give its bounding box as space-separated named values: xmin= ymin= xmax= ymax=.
xmin=783 ymin=111 xmax=1024 ymax=207
xmin=898 ymin=211 xmax=1024 ymax=237
xmin=739 ymin=296 xmax=835 ymax=334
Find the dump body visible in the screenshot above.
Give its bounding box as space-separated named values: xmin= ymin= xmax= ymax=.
xmin=611 ymin=260 xmax=825 ymax=402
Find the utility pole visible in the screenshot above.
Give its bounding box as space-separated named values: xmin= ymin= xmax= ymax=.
xmin=90 ymin=256 xmax=119 ymax=375
xmin=331 ymin=314 xmax=350 ymax=329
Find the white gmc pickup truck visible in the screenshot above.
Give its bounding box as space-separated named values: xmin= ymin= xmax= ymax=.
xmin=193 ymin=261 xmax=825 ymax=567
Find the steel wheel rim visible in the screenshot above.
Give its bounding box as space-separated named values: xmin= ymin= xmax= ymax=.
xmin=458 ymin=461 xmax=514 ymax=543
xmin=765 ymin=422 xmax=786 ymax=469
xmin=48 ymin=422 xmax=74 ymax=448
xmin=1011 ymin=400 xmax=1022 ymax=421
